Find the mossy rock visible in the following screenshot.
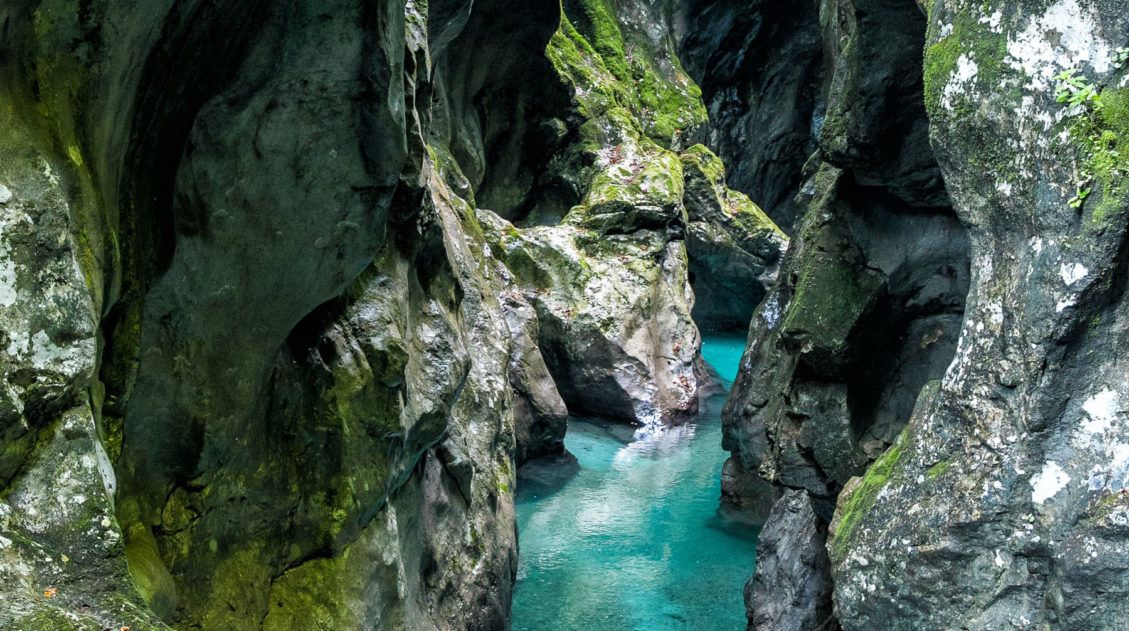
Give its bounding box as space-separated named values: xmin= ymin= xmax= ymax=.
xmin=829 ymin=425 xmax=908 ymax=564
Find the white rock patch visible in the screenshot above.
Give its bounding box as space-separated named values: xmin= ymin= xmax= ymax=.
xmin=1006 ymin=0 xmax=1113 ymax=93
xmin=0 ymin=214 xmax=22 ymax=309
xmin=943 ymin=54 xmax=979 ymax=108
xmin=1031 ymin=461 xmax=1071 ymax=504
xmin=1060 ymin=262 xmax=1088 ymax=285
xmin=1082 ymin=389 xmax=1120 ymax=434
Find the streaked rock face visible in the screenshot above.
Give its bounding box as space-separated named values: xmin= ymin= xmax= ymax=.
xmin=748 ymin=489 xmax=834 ymax=631
xmin=719 ymin=0 xmax=968 ymax=524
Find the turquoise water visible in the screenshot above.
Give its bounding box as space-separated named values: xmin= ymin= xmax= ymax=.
xmin=513 ymin=333 xmax=757 ymax=630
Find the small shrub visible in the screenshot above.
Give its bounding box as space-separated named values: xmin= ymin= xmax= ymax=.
xmin=1055 ymin=69 xmax=1100 ymax=109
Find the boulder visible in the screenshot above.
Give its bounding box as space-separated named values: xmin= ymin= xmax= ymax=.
xmin=749 ymin=490 xmax=835 ymax=631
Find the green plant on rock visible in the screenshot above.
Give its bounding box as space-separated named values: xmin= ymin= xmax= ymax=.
xmin=1069 ymin=172 xmax=1093 ymax=209
xmin=1052 ymin=53 xmax=1129 ymax=221
xmin=1055 ymin=69 xmax=1100 ymax=109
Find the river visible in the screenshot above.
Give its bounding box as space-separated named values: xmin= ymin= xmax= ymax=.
xmin=512 ymin=333 xmax=758 ymax=630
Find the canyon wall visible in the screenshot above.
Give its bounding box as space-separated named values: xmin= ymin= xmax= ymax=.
xmin=3 ymin=0 xmax=1127 ymax=629
xmin=0 ymin=0 xmax=781 ymax=628
xmin=714 ymin=0 xmax=1129 ymax=629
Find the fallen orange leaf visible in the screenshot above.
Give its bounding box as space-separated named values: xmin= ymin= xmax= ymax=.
xmin=43 ymin=586 xmax=57 ymax=598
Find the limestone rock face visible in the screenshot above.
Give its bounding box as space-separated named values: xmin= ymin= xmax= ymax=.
xmin=0 ymin=0 xmax=520 ymax=627
xmin=682 ymin=145 xmax=787 ymax=330
xmin=0 ymin=98 xmax=161 ymax=629
xmin=830 ymin=1 xmax=1129 ymax=628
xmin=708 ymin=0 xmax=969 ymax=627
xmin=676 ymin=0 xmax=826 ymax=230
xmin=482 ymin=211 xmax=703 ymax=427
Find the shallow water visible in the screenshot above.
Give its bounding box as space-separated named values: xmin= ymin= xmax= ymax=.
xmin=513 ymin=333 xmax=758 ymax=630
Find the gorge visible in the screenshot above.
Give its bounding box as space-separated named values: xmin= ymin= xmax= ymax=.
xmin=2 ymin=0 xmax=1128 ymax=630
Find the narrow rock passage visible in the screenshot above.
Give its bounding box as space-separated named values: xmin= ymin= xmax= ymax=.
xmin=513 ymin=334 xmax=756 ymax=630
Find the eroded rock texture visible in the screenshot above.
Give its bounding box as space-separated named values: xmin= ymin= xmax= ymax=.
xmin=0 ymin=0 xmax=784 ymax=628
xmin=1 ymin=1 xmax=521 ymax=627
xmin=831 ymin=1 xmax=1129 ymax=628
xmin=722 ymin=0 xmax=968 ymax=523
xmin=718 ymin=0 xmax=1129 ymax=629
xmin=712 ymin=0 xmax=970 ymax=627
xmin=676 ymin=0 xmax=826 ymax=231
xmin=747 ymin=489 xmax=834 ymax=631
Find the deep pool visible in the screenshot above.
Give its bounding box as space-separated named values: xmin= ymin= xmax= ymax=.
xmin=512 ymin=333 xmax=758 ymax=630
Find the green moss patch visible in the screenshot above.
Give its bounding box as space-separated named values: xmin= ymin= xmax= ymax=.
xmin=923 ymin=10 xmax=1008 ymax=116
xmin=831 ymin=428 xmax=908 ymax=563
xmin=547 ymin=1 xmax=706 ymax=148
xmin=926 ymin=458 xmax=954 ymax=480
xmin=780 ymin=247 xmax=880 ymax=350
xmin=1083 ymin=88 xmax=1129 ymax=225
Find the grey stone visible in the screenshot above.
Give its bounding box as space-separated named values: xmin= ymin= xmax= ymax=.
xmin=749 ymin=490 xmax=834 ymax=631
xmin=830 ymin=2 xmax=1129 ymax=629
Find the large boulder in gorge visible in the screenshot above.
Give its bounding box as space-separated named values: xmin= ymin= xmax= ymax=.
xmin=480 ymin=209 xmax=703 ymax=426
xmin=477 ymin=0 xmax=787 ymax=430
